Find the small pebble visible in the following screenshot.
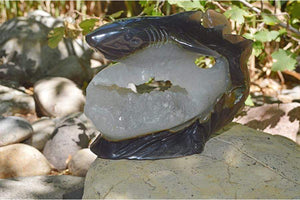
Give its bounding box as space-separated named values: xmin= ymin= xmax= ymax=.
xmin=68 ymin=148 xmax=97 ymax=177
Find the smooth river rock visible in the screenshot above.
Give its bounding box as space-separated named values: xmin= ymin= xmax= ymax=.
xmin=0 ymin=83 xmax=35 ymax=116
xmin=34 ymin=77 xmax=85 ymax=117
xmin=29 ymin=118 xmax=56 ymax=151
xmin=83 ymin=123 xmax=300 ymax=199
xmin=0 ymin=175 xmax=84 ymax=199
xmin=0 ymin=116 xmax=33 ymax=147
xmin=43 ymin=117 xmax=90 ymax=170
xmin=68 ymin=148 xmax=97 ymax=177
xmin=0 ymin=144 xmax=51 ymax=178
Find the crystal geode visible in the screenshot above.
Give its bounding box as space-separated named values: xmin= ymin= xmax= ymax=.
xmin=84 ymin=10 xmax=252 ymax=159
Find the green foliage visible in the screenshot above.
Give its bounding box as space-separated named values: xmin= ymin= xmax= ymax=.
xmin=48 ymin=27 xmax=65 ymax=49
xmin=168 ymin=0 xmax=205 ymax=12
xmin=245 ymin=95 xmax=254 ymax=106
xmin=253 ymin=30 xmax=280 ymax=42
xmin=262 ymin=13 xmax=280 ymax=25
xmin=252 ymin=41 xmax=264 ymax=57
xmin=108 ymin=10 xmax=125 ymax=20
xmin=224 ymin=5 xmax=249 ymax=25
xmin=139 ymin=1 xmax=163 ymax=16
xmin=41 ymin=0 xmax=300 ymax=80
xmin=271 ymin=49 xmax=297 ymax=72
xmin=79 ymin=19 xmax=98 ymax=35
xmin=286 ymin=1 xmax=300 ymax=27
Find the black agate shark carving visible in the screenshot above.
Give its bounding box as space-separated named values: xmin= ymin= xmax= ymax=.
xmin=84 ymin=10 xmax=252 ymax=160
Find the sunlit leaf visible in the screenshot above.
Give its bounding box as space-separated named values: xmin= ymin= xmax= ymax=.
xmin=252 ymin=41 xmax=264 ymax=57
xmin=262 ymin=13 xmax=280 ymax=25
xmin=110 ymin=10 xmax=124 ymax=19
xmin=142 ymin=4 xmax=155 ymax=15
xmin=79 ymin=19 xmax=98 ymax=35
xmin=151 ymin=10 xmax=163 ymax=16
xmin=245 ymin=95 xmax=254 ymax=106
xmin=271 ymin=49 xmax=297 ymax=71
xmin=254 ymin=30 xmax=279 ymax=42
xmin=278 ymin=28 xmax=287 ymax=35
xmin=65 ymin=21 xmax=81 ymax=39
xmin=168 ymin=0 xmax=204 ymax=11
xmin=224 ymin=6 xmax=248 ymax=25
xmin=139 ymin=0 xmax=148 ymax=7
xmin=48 ymin=26 xmax=65 ymax=49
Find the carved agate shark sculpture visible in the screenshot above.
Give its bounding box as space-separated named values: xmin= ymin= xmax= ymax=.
xmin=84 ymin=10 xmax=252 ymax=159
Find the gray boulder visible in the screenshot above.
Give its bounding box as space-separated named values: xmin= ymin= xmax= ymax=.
xmin=0 ymin=116 xmax=33 ymax=147
xmin=29 ymin=118 xmax=56 ymax=151
xmin=0 ymin=83 xmax=35 ymax=116
xmin=0 ymin=175 xmax=84 ymax=199
xmin=43 ymin=117 xmax=91 ymax=170
xmin=0 ymin=12 xmax=92 ymax=86
xmin=83 ymin=123 xmax=300 ymax=199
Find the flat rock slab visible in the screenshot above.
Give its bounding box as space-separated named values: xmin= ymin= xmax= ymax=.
xmin=0 ymin=175 xmax=84 ymax=199
xmin=83 ymin=123 xmax=300 ymax=199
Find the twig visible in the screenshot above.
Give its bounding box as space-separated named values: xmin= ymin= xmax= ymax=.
xmin=74 ymin=10 xmax=103 ymax=20
xmin=239 ymin=0 xmax=300 ymax=36
xmin=283 ymin=70 xmax=300 ymax=81
xmin=240 ymin=0 xmax=261 ymax=14
xmin=277 ymin=71 xmax=285 ymax=84
xmin=210 ymin=0 xmax=227 ymax=12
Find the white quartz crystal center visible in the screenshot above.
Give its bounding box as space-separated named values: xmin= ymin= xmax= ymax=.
xmin=85 ymin=43 xmax=230 ymax=140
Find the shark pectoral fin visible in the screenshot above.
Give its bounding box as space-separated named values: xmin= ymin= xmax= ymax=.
xmin=171 ymin=35 xmax=220 ymax=57
xmin=170 ymin=11 xmax=203 ymax=23
xmin=203 ymin=9 xmax=232 ymax=35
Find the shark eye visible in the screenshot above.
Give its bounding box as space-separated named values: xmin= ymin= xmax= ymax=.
xmin=129 ymin=37 xmax=142 ymax=47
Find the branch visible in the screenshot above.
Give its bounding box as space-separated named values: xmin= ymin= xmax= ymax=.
xmin=239 ymin=0 xmax=300 ymax=36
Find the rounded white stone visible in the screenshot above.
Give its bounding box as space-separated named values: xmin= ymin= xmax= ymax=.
xmin=0 ymin=144 xmax=52 ymax=178
xmin=34 ymin=77 xmax=85 ymax=117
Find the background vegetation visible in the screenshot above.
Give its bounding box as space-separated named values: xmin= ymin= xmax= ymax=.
xmin=0 ymin=0 xmax=299 ymax=105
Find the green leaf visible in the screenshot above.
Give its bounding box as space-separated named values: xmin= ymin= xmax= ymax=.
xmin=286 ymin=1 xmax=300 ymax=19
xmin=278 ymin=28 xmax=287 ymax=35
xmin=245 ymin=95 xmax=254 ymax=106
xmin=48 ymin=27 xmax=65 ymax=49
xmin=139 ymin=0 xmax=148 ymax=7
xmin=168 ymin=0 xmax=204 ymax=11
xmin=252 ymin=41 xmax=264 ymax=57
xmin=262 ymin=13 xmax=280 ymax=25
xmin=271 ymin=49 xmax=297 ymax=71
xmin=151 ymin=10 xmax=163 ymax=16
xmin=224 ymin=6 xmax=248 ymax=25
xmin=109 ymin=10 xmax=124 ymax=19
xmin=79 ymin=19 xmax=98 ymax=35
xmin=254 ymin=30 xmax=279 ymax=42
xmin=142 ymin=4 xmax=155 ymax=15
